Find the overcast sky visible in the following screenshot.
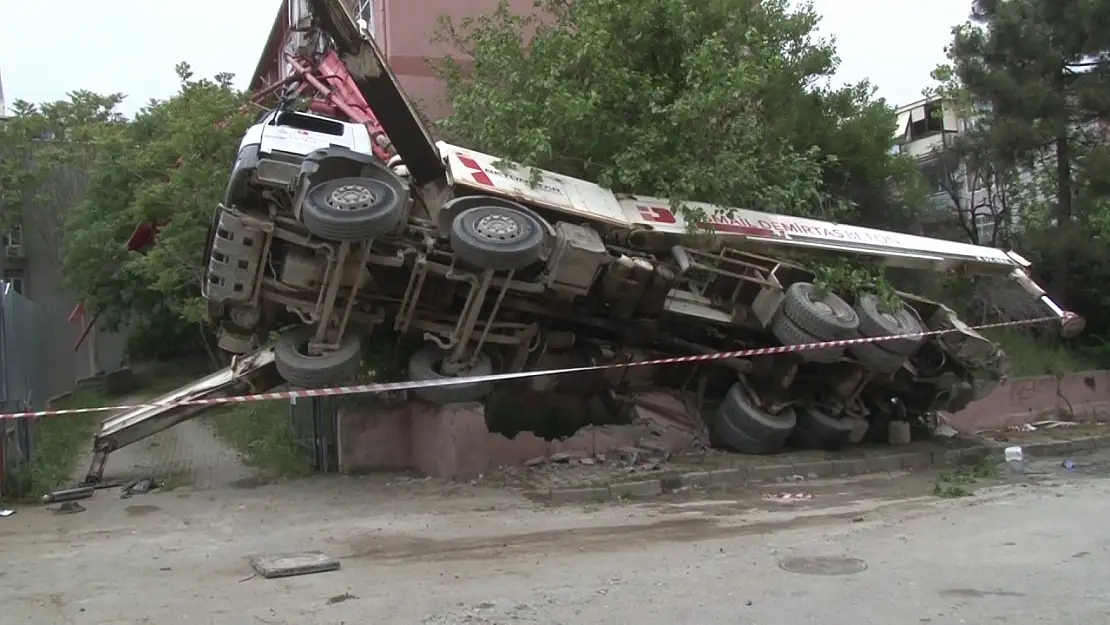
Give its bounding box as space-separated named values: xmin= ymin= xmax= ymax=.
xmin=0 ymin=0 xmax=971 ymax=115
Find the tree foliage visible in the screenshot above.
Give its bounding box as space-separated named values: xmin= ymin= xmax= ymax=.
xmin=0 ymin=64 xmax=252 ymax=359
xmin=938 ymin=0 xmax=1110 ymax=301
xmin=932 ymin=0 xmax=1110 ymax=355
xmin=0 ymin=92 xmax=126 ymax=267
xmin=432 ymin=0 xmax=924 ymax=230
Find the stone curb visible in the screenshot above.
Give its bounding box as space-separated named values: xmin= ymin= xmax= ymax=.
xmin=526 ymin=432 xmax=1110 ymax=504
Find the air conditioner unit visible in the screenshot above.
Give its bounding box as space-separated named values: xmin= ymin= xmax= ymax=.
xmin=5 ymin=244 xmax=24 ymax=258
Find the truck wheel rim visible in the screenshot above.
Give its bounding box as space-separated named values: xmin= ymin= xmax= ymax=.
xmin=474 ymin=213 xmax=521 ymax=241
xmin=328 ymin=184 xmax=375 ymax=211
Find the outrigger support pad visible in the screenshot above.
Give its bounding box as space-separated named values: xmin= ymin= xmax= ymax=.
xmin=1008 ymin=267 xmax=1085 ymax=339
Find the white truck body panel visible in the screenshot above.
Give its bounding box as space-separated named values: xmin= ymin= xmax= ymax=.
xmin=439 ymin=142 xmax=631 ymax=227
xmin=617 ymin=196 xmax=1018 ymax=268
xmin=439 ymin=141 xmax=1020 ymax=271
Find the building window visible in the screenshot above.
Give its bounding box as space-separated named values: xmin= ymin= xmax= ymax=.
xmin=2 ymin=224 xmax=22 ymax=248
xmin=357 ymin=0 xmax=374 ymax=36
xmin=288 ymin=0 xmax=306 ymax=26
xmin=2 ymin=270 xmax=23 ymax=295
xmin=2 ymin=224 xmax=24 ymax=259
xmin=909 ymin=101 xmax=945 ymax=141
xmin=974 ymin=213 xmax=995 ymax=243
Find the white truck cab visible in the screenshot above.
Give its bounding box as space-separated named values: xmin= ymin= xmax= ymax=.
xmin=224 ymin=110 xmax=377 ymax=206
xmin=247 ymin=109 xmax=374 ymax=158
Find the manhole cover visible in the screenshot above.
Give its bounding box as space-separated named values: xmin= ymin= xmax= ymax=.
xmin=779 ymin=556 xmax=867 ymax=576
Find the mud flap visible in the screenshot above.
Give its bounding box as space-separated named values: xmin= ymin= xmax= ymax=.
xmin=224 ymin=144 xmax=261 ymax=206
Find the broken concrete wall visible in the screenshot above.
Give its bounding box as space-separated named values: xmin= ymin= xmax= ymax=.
xmin=947 ymin=370 xmax=1110 ymax=433
xmin=337 ymin=391 xmax=705 ymax=478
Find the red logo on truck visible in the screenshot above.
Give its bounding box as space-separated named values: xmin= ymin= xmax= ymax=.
xmin=456 ymin=155 xmax=494 ymax=187
xmin=636 ymin=205 xmax=677 ymax=224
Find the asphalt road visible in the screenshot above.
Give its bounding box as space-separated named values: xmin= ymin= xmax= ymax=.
xmin=2 ymin=449 xmax=1108 ymax=624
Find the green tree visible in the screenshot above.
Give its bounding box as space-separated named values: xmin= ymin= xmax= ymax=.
xmin=941 ymin=0 xmax=1110 ymax=302
xmin=0 ymin=92 xmax=126 ymax=268
xmin=57 ymin=63 xmax=253 ymax=358
xmin=432 ymin=0 xmax=924 ymax=229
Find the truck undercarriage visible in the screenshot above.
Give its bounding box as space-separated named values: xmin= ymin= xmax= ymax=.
xmin=81 ymin=0 xmax=1080 ymax=484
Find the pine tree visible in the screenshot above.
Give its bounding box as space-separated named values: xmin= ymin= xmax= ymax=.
xmin=946 ymin=0 xmax=1110 ymax=300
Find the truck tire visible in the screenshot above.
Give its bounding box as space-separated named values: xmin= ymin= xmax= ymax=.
xmin=275 ymin=329 xmax=363 ymax=388
xmin=780 ymin=282 xmax=859 ymax=339
xmin=853 ymin=294 xmax=924 ymax=356
xmin=789 ymin=405 xmax=853 ymax=450
xmin=407 ymin=344 xmax=494 ymax=404
xmin=849 ymin=341 xmax=908 ymax=374
xmin=450 ymin=204 xmax=546 ymax=271
xmin=302 ymin=176 xmax=405 ymax=241
xmin=710 ymin=382 xmax=795 ymax=455
xmin=771 ymin=312 xmax=843 ymax=363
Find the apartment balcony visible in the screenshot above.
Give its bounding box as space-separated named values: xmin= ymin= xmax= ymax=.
xmin=899 ymin=131 xmax=960 ymax=163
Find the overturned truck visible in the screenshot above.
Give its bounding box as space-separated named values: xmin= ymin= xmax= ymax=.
xmin=84 ymin=0 xmax=1079 ymax=482
xmin=203 ymin=0 xmax=1080 ymax=450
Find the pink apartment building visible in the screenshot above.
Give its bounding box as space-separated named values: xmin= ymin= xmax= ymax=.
xmin=249 ymin=0 xmax=534 ymax=119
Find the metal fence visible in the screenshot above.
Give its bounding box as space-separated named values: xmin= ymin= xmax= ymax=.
xmin=288 ymin=396 xmax=340 ymax=473
xmin=0 ymin=282 xmax=66 ymax=482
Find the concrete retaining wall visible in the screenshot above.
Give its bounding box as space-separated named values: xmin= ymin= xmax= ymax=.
xmin=338 ymin=370 xmax=1110 ymax=477
xmin=948 ymin=370 xmax=1110 ymax=433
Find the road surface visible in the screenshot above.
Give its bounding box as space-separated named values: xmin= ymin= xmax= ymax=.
xmin=3 ymin=450 xmax=1108 ymax=624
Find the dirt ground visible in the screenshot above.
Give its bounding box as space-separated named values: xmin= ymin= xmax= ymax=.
xmin=5 ymin=446 xmax=1110 ymax=624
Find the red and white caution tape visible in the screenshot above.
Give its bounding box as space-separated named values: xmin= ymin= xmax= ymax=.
xmin=0 ymin=313 xmax=1072 ymax=420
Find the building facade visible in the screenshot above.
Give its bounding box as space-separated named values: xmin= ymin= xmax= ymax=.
xmin=892 ymin=96 xmax=1008 ymax=244
xmin=250 ymin=0 xmax=536 ymax=120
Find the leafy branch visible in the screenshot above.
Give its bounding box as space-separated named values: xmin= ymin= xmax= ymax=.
xmin=810 ymin=262 xmax=903 ymax=312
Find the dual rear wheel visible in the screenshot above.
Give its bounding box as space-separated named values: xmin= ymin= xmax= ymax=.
xmin=712 ymin=282 xmax=928 ymax=454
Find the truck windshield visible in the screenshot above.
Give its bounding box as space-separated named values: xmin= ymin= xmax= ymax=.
xmin=272 ymin=112 xmax=345 ymax=136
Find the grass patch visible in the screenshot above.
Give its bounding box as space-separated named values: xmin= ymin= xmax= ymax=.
xmin=206 ymin=403 xmax=314 ymax=478
xmin=933 ymin=454 xmax=1003 ymax=498
xmin=984 ymin=329 xmax=1097 ymax=377
xmin=1 ymin=389 xmax=112 ymax=501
